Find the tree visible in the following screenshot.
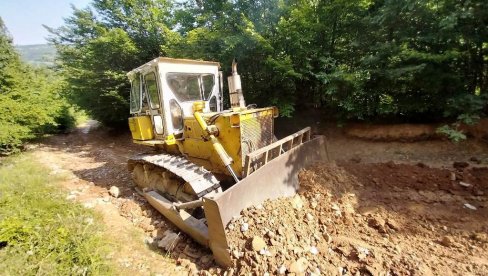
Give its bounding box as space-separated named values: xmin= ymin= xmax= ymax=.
xmin=47 ymin=0 xmax=178 ymax=126
xmin=0 ymin=17 xmax=73 ymax=153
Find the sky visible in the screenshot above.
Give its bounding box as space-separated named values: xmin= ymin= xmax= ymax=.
xmin=0 ymin=0 xmax=92 ymax=45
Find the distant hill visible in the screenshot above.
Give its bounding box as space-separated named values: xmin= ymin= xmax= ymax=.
xmin=15 ymin=44 xmax=57 ymax=67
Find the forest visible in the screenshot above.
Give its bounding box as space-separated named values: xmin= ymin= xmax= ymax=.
xmin=1 ymin=0 xmax=487 ymax=151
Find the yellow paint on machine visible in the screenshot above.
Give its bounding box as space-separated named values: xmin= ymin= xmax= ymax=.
xmin=128 ymin=116 xmax=154 ymax=140
xmin=181 ymin=107 xmax=274 ymax=177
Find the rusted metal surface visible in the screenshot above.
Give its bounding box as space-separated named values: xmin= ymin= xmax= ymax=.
xmin=204 ymin=136 xmax=329 ymax=267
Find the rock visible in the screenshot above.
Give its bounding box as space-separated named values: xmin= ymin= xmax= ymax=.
xmin=289 ymin=258 xmax=308 ymax=274
xmin=183 ymin=244 xmax=203 ymax=259
xmin=109 ymin=186 xmax=120 ymax=198
xmin=251 ymin=236 xmax=266 ymax=251
xmin=310 ymin=246 xmax=319 ymax=255
xmin=450 ymin=172 xmax=456 ymax=181
xmin=144 ymin=236 xmax=154 ymax=245
xmin=459 ymin=181 xmax=472 ymax=187
xmin=464 ymin=203 xmax=477 ymax=210
xmin=291 ymin=195 xmax=304 ymax=210
xmin=306 ymin=213 xmax=314 ymax=221
xmin=453 ymin=161 xmax=469 ymax=170
xmin=157 ymin=230 xmax=181 ymax=251
xmin=386 ymin=218 xmax=400 ymax=231
xmin=277 ymin=265 xmax=287 ymax=275
xmin=440 ymin=236 xmax=453 ymax=247
xmin=241 ymin=223 xmax=249 ymax=232
xmin=232 ymin=250 xmax=241 ymax=259
xmin=310 ymin=200 xmax=318 ymax=209
xmin=368 ymin=217 xmax=386 ymax=232
xmin=323 ymin=232 xmax=332 ymax=243
xmin=199 ymin=254 xmax=213 ymax=266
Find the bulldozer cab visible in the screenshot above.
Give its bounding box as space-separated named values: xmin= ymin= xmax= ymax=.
xmin=128 ymin=58 xmax=223 ymax=139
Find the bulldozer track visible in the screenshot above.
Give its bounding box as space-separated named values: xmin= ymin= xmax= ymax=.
xmin=128 ymin=153 xmax=221 ymax=198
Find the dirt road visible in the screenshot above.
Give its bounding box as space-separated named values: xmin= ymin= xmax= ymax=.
xmin=28 ymin=121 xmax=488 ymax=275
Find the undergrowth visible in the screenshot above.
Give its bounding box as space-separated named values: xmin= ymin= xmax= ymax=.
xmin=0 ymin=154 xmax=112 ymax=275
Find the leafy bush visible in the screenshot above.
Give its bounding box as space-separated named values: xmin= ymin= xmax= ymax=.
xmin=0 ymin=154 xmax=112 ymax=275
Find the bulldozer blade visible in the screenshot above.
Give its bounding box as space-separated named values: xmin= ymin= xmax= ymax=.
xmin=144 ymin=191 xmax=210 ymax=246
xmin=202 ymin=135 xmax=329 ymax=267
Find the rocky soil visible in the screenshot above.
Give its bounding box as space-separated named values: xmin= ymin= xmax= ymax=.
xmin=225 ymin=162 xmax=488 ymax=275
xmin=28 ymin=120 xmax=488 ymax=275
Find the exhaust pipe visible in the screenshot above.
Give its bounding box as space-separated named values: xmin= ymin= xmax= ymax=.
xmin=227 ymin=59 xmax=246 ymax=109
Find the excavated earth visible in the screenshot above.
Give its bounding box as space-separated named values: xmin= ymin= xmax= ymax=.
xmin=27 ymin=121 xmax=488 ymax=275
xmin=225 ymin=162 xmax=488 ymax=275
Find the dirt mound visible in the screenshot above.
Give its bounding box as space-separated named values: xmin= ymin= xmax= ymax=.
xmin=344 ymin=124 xmax=438 ymax=142
xmin=225 ymin=162 xmax=488 ymax=275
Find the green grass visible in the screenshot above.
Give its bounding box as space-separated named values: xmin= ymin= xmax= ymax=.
xmin=0 ymin=154 xmax=112 ymax=275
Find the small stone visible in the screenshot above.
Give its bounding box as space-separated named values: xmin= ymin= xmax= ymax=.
xmin=289 ymin=257 xmax=308 ymax=274
xmin=306 ymin=213 xmax=314 ymax=221
xmin=266 ymin=230 xmax=275 ymax=239
xmin=368 ymin=217 xmax=386 ymax=232
xmin=464 ymin=203 xmax=477 ymax=210
xmin=251 ymin=236 xmax=266 ymax=251
xmin=323 ymin=232 xmax=332 ymax=243
xmin=183 ymin=244 xmax=203 ymax=259
xmin=386 ymin=218 xmax=400 ymax=231
xmin=450 ymin=172 xmax=456 ymax=181
xmin=310 ymin=201 xmax=318 ymax=209
xmin=109 ymin=186 xmax=120 ymax=198
xmin=278 ymin=265 xmax=287 ymax=275
xmin=228 ymin=224 xmax=235 ymax=231
xmin=459 ymin=181 xmax=472 ymax=187
xmin=199 ymin=254 xmax=213 ymax=265
xmin=232 ymin=250 xmax=241 ymax=259
xmin=144 ymin=236 xmax=154 ymax=245
xmin=291 ymin=195 xmax=304 ymax=210
xmin=310 ymin=246 xmax=319 ymax=255
xmin=241 ymin=222 xmax=249 ymax=232
xmin=440 ymin=236 xmax=453 ymax=247
xmin=157 ymin=230 xmax=180 ymax=251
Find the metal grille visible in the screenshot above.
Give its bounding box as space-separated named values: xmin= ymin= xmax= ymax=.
xmin=240 ymin=112 xmax=274 ymax=166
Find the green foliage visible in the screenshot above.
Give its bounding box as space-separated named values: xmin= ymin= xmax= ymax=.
xmin=0 ymin=18 xmax=77 ymax=153
xmin=436 ymin=124 xmax=467 ymax=143
xmin=0 ymin=154 xmax=112 ymax=275
xmin=47 ymin=0 xmax=176 ymax=126
xmin=49 ymin=0 xmax=487 ymax=123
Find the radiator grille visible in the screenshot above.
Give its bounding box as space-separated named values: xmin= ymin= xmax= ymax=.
xmin=240 ymin=112 xmax=274 ymax=166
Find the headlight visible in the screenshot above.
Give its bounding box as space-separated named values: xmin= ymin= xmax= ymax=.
xmin=169 ymin=99 xmax=183 ymax=130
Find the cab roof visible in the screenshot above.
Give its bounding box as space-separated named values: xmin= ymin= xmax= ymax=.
xmin=127 ymin=57 xmax=220 ymax=79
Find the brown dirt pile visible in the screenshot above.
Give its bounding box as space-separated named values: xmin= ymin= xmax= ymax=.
xmin=225 ymin=162 xmax=488 ymax=275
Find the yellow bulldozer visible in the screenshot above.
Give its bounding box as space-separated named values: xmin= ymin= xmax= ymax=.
xmin=127 ymin=57 xmax=328 ymax=267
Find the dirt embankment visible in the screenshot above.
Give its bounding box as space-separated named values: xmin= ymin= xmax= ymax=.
xmin=225 ymin=162 xmax=488 ymax=275
xmin=343 ymin=119 xmax=488 ymax=142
